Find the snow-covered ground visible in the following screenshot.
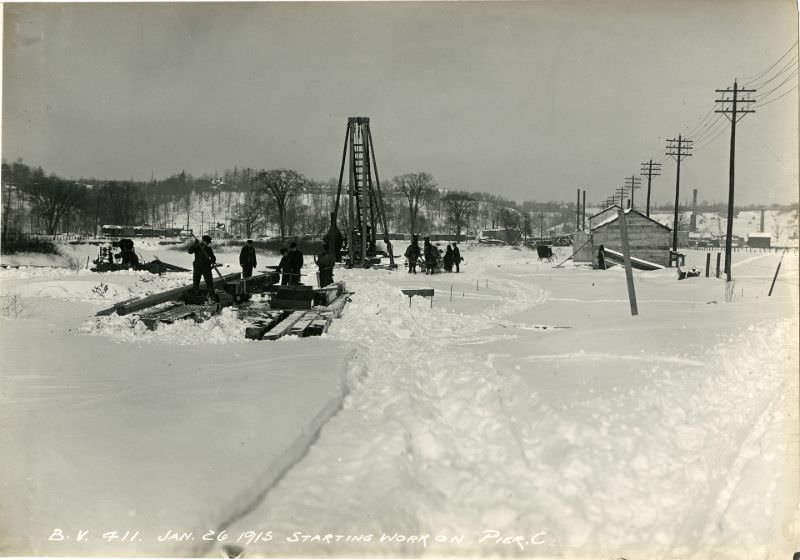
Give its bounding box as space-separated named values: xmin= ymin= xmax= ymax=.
xmin=0 ymin=242 xmax=797 ymax=558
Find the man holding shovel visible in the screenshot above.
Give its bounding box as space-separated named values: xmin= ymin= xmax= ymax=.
xmin=188 ymin=234 xmax=220 ymax=302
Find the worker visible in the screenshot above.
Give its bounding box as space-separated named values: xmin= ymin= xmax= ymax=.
xmin=287 ymin=241 xmax=304 ymax=285
xmin=188 ymin=235 xmax=219 ymax=302
xmin=276 ymin=248 xmax=290 ymax=285
xmin=239 ymin=239 xmax=257 ymax=278
xmin=314 ymin=243 xmax=336 ymax=287
xmin=443 ymin=244 xmax=455 ymax=272
xmin=405 ymin=236 xmax=420 ymax=273
xmin=325 ymin=213 xmax=344 ymax=262
xmin=597 ymin=244 xmax=606 ymax=270
xmin=453 ymin=242 xmax=463 ymax=273
xmin=423 ymin=237 xmax=438 ymax=274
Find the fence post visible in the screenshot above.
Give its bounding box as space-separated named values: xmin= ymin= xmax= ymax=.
xmin=716 ymin=253 xmax=721 ymax=278
xmin=705 ymin=252 xmax=710 ymax=277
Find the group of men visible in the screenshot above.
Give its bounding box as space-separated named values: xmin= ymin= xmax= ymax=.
xmin=404 ymin=236 xmax=463 ymax=274
xmin=188 ymin=235 xmax=338 ymax=301
xmin=268 ymin=241 xmax=337 ymax=287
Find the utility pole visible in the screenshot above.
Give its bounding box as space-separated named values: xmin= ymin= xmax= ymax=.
xmin=666 ymin=135 xmax=693 ymax=252
xmin=624 ymin=175 xmax=641 ymax=210
xmin=640 ymin=160 xmax=661 ymax=217
xmin=576 ymin=188 xmax=581 ymax=231
xmin=715 ymin=80 xmax=756 ymax=282
xmin=615 ymin=185 xmax=628 ymax=209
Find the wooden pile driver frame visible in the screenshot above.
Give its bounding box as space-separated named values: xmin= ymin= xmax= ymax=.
xmin=331 ymin=117 xmax=395 ymax=268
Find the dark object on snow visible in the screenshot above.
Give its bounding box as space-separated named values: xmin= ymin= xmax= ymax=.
xmin=188 ymin=238 xmax=218 ymax=301
xmin=405 ymin=237 xmax=421 ymax=274
xmin=423 ymin=238 xmax=438 ymax=274
xmin=677 ymin=267 xmax=701 ymax=280
xmin=314 ymin=243 xmax=336 ymax=287
xmin=443 ymin=245 xmax=455 ymax=272
xmin=597 ymin=244 xmax=606 ymax=270
xmin=453 ymin=243 xmax=463 ymax=273
xmin=239 ymin=240 xmax=257 ymax=278
xmin=537 ymin=245 xmax=554 ymax=262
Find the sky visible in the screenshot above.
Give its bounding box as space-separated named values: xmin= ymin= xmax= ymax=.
xmin=2 ymin=1 xmax=798 ymax=206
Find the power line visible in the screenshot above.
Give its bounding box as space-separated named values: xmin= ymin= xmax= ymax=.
xmin=691 ymin=113 xmax=727 ymax=144
xmin=755 ymin=83 xmax=798 ymax=108
xmin=741 ymin=40 xmax=798 ymax=84
xmin=746 ymin=54 xmax=798 ymax=90
xmin=757 ymin=68 xmax=799 ymax=101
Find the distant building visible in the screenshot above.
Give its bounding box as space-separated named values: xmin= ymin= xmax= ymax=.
xmin=481 ymin=228 xmax=521 ymax=245
xmin=747 ymin=232 xmax=771 ymax=248
xmin=575 ymin=206 xmax=672 ymax=267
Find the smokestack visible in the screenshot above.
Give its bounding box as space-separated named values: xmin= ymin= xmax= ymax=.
xmin=690 ymin=189 xmax=698 ymax=232
xmin=582 ymin=190 xmax=586 ymax=231
xmin=760 ymin=209 xmax=765 ymax=233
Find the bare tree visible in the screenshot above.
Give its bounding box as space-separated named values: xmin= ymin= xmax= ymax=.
xmin=393 ymin=172 xmax=437 ymax=237
xmin=29 ymin=177 xmax=87 ymax=234
xmin=232 ymin=190 xmax=268 ymax=238
xmin=442 ymin=192 xmax=477 ymax=241
xmin=253 ymin=169 xmax=306 ymax=240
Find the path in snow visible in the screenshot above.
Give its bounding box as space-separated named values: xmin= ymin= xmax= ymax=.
xmin=219 ymin=247 xmax=797 ymax=558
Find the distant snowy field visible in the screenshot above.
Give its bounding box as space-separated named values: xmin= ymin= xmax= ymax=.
xmin=0 ymin=242 xmax=797 ymax=559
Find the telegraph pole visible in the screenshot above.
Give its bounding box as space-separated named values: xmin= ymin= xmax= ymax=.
xmin=666 ymin=135 xmax=693 ymax=252
xmin=715 ymin=80 xmax=756 ymax=282
xmin=640 ymin=160 xmax=661 ymax=217
xmin=624 ymin=175 xmax=642 ymax=210
xmin=615 ymin=185 xmax=628 ymax=209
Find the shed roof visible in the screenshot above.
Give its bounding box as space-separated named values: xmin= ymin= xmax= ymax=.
xmin=590 ymin=207 xmax=672 ymax=232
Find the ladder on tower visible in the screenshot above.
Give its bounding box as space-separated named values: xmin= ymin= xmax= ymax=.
xmin=332 ymin=117 xmax=395 ymax=268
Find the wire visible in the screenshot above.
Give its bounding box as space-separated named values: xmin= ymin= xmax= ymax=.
xmin=693 ymin=122 xmax=729 ymax=152
xmin=682 ymin=104 xmax=719 ymax=137
xmin=741 ymin=40 xmax=798 ymax=85
xmin=746 ymin=55 xmax=798 ymax=90
xmin=756 ymin=83 xmax=798 ymax=108
xmin=757 ymin=68 xmax=799 ymax=101
xmin=691 ymin=114 xmax=727 ymax=144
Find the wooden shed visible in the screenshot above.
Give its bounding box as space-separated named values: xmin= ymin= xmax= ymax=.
xmin=590 ymin=207 xmax=672 ymax=267
xmin=747 ymin=232 xmax=771 ymax=248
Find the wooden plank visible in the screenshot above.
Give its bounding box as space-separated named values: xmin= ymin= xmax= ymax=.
xmin=97 ymin=272 xmax=240 ymax=316
xmin=306 ymin=315 xmax=332 ymax=336
xmin=262 ymin=311 xmax=308 ymax=341
xmin=288 ymin=312 xmax=320 ymax=337
xmin=322 ymin=293 xmax=350 ymax=318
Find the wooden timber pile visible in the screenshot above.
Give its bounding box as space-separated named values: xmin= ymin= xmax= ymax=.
xmin=95 ymin=274 xmax=351 ymax=340
xmin=238 ymin=281 xmax=351 ymax=341
xmin=96 ymin=271 xmax=280 ymax=317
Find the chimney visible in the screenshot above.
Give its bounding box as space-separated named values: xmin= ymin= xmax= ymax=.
xmin=760 ymin=209 xmax=765 ymax=233
xmin=690 ymin=189 xmax=698 ymax=232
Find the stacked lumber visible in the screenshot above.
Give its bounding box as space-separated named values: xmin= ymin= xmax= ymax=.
xmin=139 ymin=304 xmax=210 ymax=330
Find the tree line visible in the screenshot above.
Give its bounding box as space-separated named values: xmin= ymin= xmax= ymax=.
xmin=1 ymin=159 xmax=582 ymax=242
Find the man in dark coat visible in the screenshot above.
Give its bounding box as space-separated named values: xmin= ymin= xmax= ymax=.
xmin=404 ymin=237 xmax=420 ymax=273
xmin=286 ymin=241 xmax=304 ymax=285
xmin=188 ymin=235 xmax=218 ymax=301
xmin=325 ymin=213 xmax=345 ymax=263
xmin=597 ymin=244 xmax=606 ymax=270
xmin=453 ymin=242 xmax=463 ymax=273
xmin=443 ymin=244 xmax=455 ymax=272
xmin=276 ymin=248 xmax=290 ymax=285
xmin=423 ymin=237 xmax=437 ymax=275
xmin=314 ymin=243 xmax=336 ymax=287
xmin=239 ymin=239 xmax=257 ymax=278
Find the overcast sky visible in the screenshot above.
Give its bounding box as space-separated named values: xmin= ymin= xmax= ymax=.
xmin=2 ymin=1 xmax=798 ymax=206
